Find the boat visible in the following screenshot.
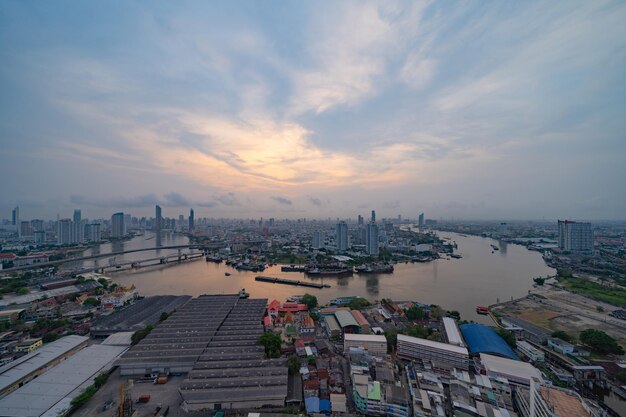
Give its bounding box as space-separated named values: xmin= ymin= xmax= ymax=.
xmin=281 ymin=265 xmax=307 ymax=272
xmin=206 ymin=255 xmax=223 ymax=263
xmin=306 ymin=267 xmax=353 ymax=277
xmin=225 ymin=272 xmax=231 ymax=276
xmin=476 ymin=306 xmax=489 ymax=314
xmin=238 ymin=288 xmax=250 ymax=298
xmin=329 ymin=296 xmax=359 ymax=306
xmin=287 ymin=295 xmax=304 ymax=302
xmin=490 ymin=244 xmax=499 ymax=251
xmin=355 ymin=264 xmax=394 ymax=273
xmin=450 ymin=254 xmax=462 ymax=259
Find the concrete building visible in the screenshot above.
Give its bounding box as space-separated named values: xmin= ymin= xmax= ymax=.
xmin=475 ymin=353 xmax=543 ymax=387
xmin=110 ymin=212 xmax=125 ymax=238
xmin=366 ymin=222 xmax=379 ymax=255
xmin=155 ymin=205 xmax=162 ymax=232
xmin=547 ymin=338 xmax=575 ymax=355
xmin=397 ymin=334 xmax=469 ymax=371
xmin=14 ymin=338 xmax=43 ymax=353
xmin=558 ymin=220 xmax=593 ymax=253
xmin=88 ymin=223 xmax=101 ymax=242
xmin=371 ymin=210 xmax=376 ymax=223
xmin=335 ymin=310 xmax=360 ymax=334
xmin=515 ymin=378 xmax=604 ymax=417
xmin=72 ymin=209 xmax=82 ymax=243
xmin=189 ymin=208 xmax=194 ymax=232
xmin=517 ymin=341 xmax=545 ymax=362
xmin=324 ymin=315 xmax=341 ymax=340
xmin=34 ymin=231 xmax=45 ymax=244
xmin=312 ymin=230 xmax=325 ymax=249
xmin=336 ymin=221 xmax=348 ymax=251
xmin=418 ymin=213 xmax=424 ymax=227
xmin=57 ymin=219 xmax=73 ymax=245
xmin=12 ymin=206 xmax=19 ymax=226
xmin=344 ymin=334 xmax=387 ymax=357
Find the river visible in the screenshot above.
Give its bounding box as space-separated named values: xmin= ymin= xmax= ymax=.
xmin=92 ymin=230 xmax=555 ymax=323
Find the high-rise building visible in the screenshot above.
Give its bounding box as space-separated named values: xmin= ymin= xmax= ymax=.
xmin=336 ymin=221 xmax=348 ymax=251
xmin=357 ymin=215 xmax=364 ymax=225
xmin=499 ymin=222 xmax=509 ymax=237
xmin=558 ymin=220 xmax=592 ymax=253
xmin=312 ymin=230 xmax=325 ymax=249
xmin=89 ymin=223 xmax=101 ymax=242
xmin=31 ymin=219 xmax=44 ymax=232
xmin=269 ymin=218 xmax=275 ymax=227
xmin=189 ymin=208 xmax=195 ymax=232
xmin=11 ymin=206 xmax=19 ymax=226
xmin=371 ymin=210 xmax=376 ymax=223
xmin=366 ymin=222 xmax=379 ymax=255
xmin=34 ymin=231 xmax=46 ymax=244
xmin=57 ymin=219 xmax=73 ymax=245
xmin=155 ymin=205 xmax=162 ymax=232
xmin=111 ymin=212 xmax=125 ymax=238
xmin=73 ymin=209 xmax=82 ymax=243
xmin=20 ymin=221 xmax=33 ymax=237
xmin=418 ymin=213 xmax=425 ymax=227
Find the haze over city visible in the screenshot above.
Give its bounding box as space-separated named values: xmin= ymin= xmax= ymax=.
xmin=1 ymin=1 xmax=625 ymax=220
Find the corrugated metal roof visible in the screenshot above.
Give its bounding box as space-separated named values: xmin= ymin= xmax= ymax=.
xmin=443 ymin=317 xmax=465 ymax=347
xmin=460 ymin=324 xmax=518 ymax=360
xmin=334 ymin=310 xmax=359 ymax=329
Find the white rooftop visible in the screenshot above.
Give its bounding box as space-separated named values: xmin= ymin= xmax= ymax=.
xmin=398 ymin=334 xmax=469 ymax=355
xmin=0 ymin=335 xmax=89 ymax=394
xmin=344 ymin=334 xmax=387 ymax=343
xmin=480 ymin=353 xmax=543 ymax=384
xmin=443 ymin=317 xmax=465 ymax=347
xmin=101 ymin=332 xmax=134 ymax=346
xmin=0 ymin=343 xmax=127 ymax=417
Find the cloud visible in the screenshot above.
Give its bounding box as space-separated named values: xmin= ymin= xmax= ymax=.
xmin=309 ymin=197 xmax=322 ymax=206
xmin=214 ymin=193 xmax=240 ymax=207
xmin=271 ymin=196 xmax=293 ymax=205
xmin=163 ymin=192 xmax=191 ymax=207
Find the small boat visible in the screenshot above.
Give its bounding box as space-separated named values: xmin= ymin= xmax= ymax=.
xmin=239 ymin=288 xmax=250 ymax=298
xmin=476 ymin=306 xmax=489 ymax=314
xmin=450 ymin=254 xmax=462 ymax=259
xmin=225 ymin=272 xmax=231 ymax=276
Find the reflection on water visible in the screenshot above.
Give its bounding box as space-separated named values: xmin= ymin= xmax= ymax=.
xmin=102 ymin=231 xmax=554 ymax=322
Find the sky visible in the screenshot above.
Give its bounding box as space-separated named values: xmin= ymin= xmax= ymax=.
xmin=1 ymin=1 xmax=625 ymax=221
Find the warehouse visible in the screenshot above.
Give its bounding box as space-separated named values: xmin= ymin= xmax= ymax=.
xmin=116 ymin=294 xmax=239 ymax=375
xmin=460 ymin=324 xmax=519 ymax=360
xmin=0 ymin=343 xmax=127 ymax=417
xmin=91 ymin=295 xmax=191 ymax=337
xmin=324 ymin=315 xmax=341 ymax=339
xmin=180 ymin=298 xmax=288 ymax=410
xmin=334 ymin=310 xmax=360 ymax=334
xmin=344 ymin=334 xmax=387 ymax=357
xmin=0 ymin=335 xmax=88 ymax=397
xmin=397 ymin=334 xmax=469 ymax=370
xmin=442 ymin=317 xmax=465 ymax=347
xmin=475 ymin=353 xmax=543 ymax=387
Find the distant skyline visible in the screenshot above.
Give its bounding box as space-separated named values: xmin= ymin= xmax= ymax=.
xmin=1 ymin=1 xmax=625 ymax=220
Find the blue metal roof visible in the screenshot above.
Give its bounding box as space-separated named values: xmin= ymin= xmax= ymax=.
xmin=460 ymin=324 xmax=519 ymax=360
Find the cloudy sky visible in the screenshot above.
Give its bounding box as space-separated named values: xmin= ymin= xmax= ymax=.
xmin=1 ymin=1 xmax=625 ymax=221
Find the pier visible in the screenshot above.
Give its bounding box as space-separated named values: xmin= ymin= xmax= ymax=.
xmin=255 ymin=276 xmax=330 ymax=289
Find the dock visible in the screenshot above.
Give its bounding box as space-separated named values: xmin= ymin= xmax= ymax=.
xmin=255 ymin=276 xmax=330 ymax=289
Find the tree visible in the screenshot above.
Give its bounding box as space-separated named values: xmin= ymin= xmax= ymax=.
xmin=447 ymin=310 xmax=461 ymax=320
xmin=83 ymin=297 xmax=100 ymax=307
xmin=405 ymin=306 xmax=425 ymax=321
xmin=301 ymin=294 xmax=318 ymax=310
xmin=348 ymin=297 xmax=371 ymax=310
xmin=43 ymin=332 xmax=59 ymax=343
xmin=94 ymin=372 xmax=109 ymax=388
xmin=533 ymin=277 xmax=545 ymax=286
xmin=160 ymin=312 xmax=169 ymax=322
xmin=131 ymin=325 xmax=154 ymax=345
xmin=551 ymin=330 xmax=573 ymax=343
xmin=429 ymin=305 xmax=443 ymax=320
xmin=580 ymin=329 xmax=624 ymax=355
xmin=16 ymin=287 xmax=29 ymax=295
xmin=259 ymin=331 xmax=282 ymax=358
xmin=384 ymin=328 xmax=398 ymax=353
xmin=497 ymin=328 xmax=517 ymax=349
xmin=287 ymin=356 xmax=301 ymax=375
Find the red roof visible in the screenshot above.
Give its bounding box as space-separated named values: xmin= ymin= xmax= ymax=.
xmin=263 ymin=316 xmax=273 ymax=327
xmin=351 ymin=310 xmax=369 ymax=326
xmin=0 ymin=253 xmax=17 ymax=260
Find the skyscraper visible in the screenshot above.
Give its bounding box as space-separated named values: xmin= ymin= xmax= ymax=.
xmin=418 ymin=213 xmax=425 ymax=227
xmin=111 ymin=212 xmax=125 ymax=238
xmin=312 ymin=230 xmax=325 ymax=249
xmin=155 ymin=205 xmax=162 ymax=232
xmin=336 ymin=221 xmax=348 ymax=251
xmin=73 ymin=209 xmax=82 ymax=243
xmin=558 ymin=220 xmax=592 ymax=253
xmin=357 ymin=215 xmax=364 ymax=225
xmin=57 ymin=219 xmax=73 ymax=245
xmin=11 ymin=206 xmax=19 ymax=226
xmin=189 ymin=208 xmax=195 ymax=232
xmin=371 ymin=210 xmax=376 ymax=223
xmin=366 ymin=222 xmax=379 ymax=255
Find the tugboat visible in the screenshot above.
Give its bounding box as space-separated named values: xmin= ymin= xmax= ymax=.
xmin=238 ymin=288 xmax=250 ymax=298
xmin=476 ymin=306 xmax=489 ymax=315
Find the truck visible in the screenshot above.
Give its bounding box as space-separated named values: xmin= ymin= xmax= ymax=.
xmin=137 ymin=395 xmax=151 ymax=403
xmin=155 ymin=375 xmax=168 ymax=384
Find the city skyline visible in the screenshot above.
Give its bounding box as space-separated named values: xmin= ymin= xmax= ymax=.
xmin=1 ymin=2 xmax=625 ymax=220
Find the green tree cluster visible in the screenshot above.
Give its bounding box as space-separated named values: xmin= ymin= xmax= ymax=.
xmin=301 ymin=294 xmax=318 ymax=310
xmin=287 ymin=356 xmax=300 ymax=375
xmin=83 ymin=297 xmax=100 ymax=307
xmin=348 ymin=297 xmax=371 ymax=310
xmin=551 ymin=330 xmax=574 ymax=342
xmin=259 ymin=331 xmax=282 ymax=358
xmin=533 ymin=277 xmax=546 ymax=286
xmin=579 ymin=329 xmax=624 ymax=355
xmin=405 ymin=306 xmax=425 ymax=321
xmin=131 ymin=325 xmax=154 ymax=345
xmin=497 ymin=328 xmax=517 ymax=349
